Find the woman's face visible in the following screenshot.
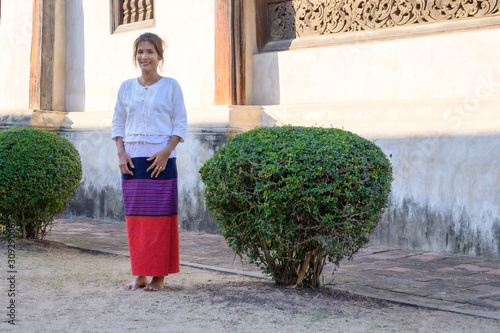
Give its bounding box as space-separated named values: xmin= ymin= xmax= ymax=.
xmin=136 ymin=41 xmax=161 ymax=71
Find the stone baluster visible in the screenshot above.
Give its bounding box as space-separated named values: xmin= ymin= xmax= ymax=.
xmin=122 ymin=0 xmax=131 ymax=24
xmin=138 ymin=0 xmax=146 ymax=21
xmin=145 ymin=0 xmax=153 ymax=20
xmin=129 ymin=0 xmax=139 ymax=23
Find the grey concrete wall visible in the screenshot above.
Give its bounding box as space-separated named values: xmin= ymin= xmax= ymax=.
xmin=176 ymin=126 xmax=227 ymax=233
xmin=373 ymin=134 xmax=500 ymax=258
xmin=59 ymin=130 xmax=124 ymax=221
xmin=0 ymin=110 xmax=33 ymax=129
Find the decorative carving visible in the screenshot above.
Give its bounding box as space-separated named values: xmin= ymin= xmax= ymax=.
xmin=269 ymin=2 xmax=297 ymax=40
xmin=267 ymin=0 xmax=500 ymax=40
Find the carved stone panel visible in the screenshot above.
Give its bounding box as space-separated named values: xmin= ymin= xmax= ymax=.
xmin=267 ymin=0 xmax=500 ymax=41
xmin=269 ymin=2 xmax=297 ymax=40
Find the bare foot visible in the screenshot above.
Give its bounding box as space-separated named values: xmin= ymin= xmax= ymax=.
xmin=144 ymin=276 xmax=165 ymax=291
xmin=123 ymin=276 xmax=148 ymax=291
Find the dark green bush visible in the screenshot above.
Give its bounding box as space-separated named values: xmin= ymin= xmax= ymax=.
xmin=0 ymin=128 xmax=82 ymax=239
xmin=200 ymin=126 xmax=392 ymax=288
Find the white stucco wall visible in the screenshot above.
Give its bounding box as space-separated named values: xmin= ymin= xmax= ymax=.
xmin=65 ymin=0 xmax=215 ymax=113
xmin=0 ymin=0 xmax=33 ymax=110
xmin=252 ymin=27 xmax=500 ymax=106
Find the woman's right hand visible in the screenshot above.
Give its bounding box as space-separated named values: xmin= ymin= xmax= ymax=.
xmin=118 ymin=152 xmax=134 ymax=175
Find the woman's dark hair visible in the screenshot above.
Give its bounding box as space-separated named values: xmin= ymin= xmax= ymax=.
xmin=133 ymin=32 xmax=166 ymax=68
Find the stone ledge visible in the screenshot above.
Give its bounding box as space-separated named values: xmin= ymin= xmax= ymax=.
xmin=261 ymin=97 xmax=500 ymax=138
xmin=0 ymin=109 xmax=34 ymax=129
xmin=29 ymin=109 xmax=68 ymax=132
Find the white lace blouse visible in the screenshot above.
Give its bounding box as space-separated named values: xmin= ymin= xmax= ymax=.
xmin=111 ymin=77 xmax=187 ymax=144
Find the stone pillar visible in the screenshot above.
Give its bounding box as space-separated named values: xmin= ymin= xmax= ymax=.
xmin=52 ymin=0 xmax=66 ymax=111
xmin=214 ymin=0 xmax=245 ymax=105
xmin=215 ymin=0 xmax=233 ymax=105
xmin=29 ymin=0 xmax=66 ymax=131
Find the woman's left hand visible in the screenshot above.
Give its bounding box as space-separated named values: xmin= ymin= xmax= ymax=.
xmin=146 ymin=149 xmax=171 ymax=178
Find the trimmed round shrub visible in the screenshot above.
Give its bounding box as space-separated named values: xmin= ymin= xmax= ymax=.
xmin=0 ymin=128 xmax=82 ymax=239
xmin=200 ymin=126 xmax=392 ymax=288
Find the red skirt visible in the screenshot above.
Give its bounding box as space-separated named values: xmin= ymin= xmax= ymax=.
xmin=121 ymin=157 xmax=179 ymax=276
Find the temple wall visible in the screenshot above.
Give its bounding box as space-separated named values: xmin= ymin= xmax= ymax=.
xmin=1 ymin=0 xmax=499 ymax=257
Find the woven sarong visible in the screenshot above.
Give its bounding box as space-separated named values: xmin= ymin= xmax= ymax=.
xmin=121 ymin=157 xmax=180 ymax=276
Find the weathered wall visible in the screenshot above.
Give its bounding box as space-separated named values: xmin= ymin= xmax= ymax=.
xmin=59 ymin=105 xmax=230 ymax=233
xmin=374 ymin=134 xmax=500 ymax=257
xmin=176 ymin=123 xmax=228 ymax=233
xmin=59 ymin=129 xmax=124 ymax=221
xmin=60 ymin=126 xmax=227 ymax=233
xmin=252 ymin=25 xmax=500 ymax=257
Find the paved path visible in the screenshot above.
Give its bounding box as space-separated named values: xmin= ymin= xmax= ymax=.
xmin=47 ymin=217 xmax=500 ymax=320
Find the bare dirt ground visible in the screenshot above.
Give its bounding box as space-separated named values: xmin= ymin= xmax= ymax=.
xmin=1 ymin=240 xmax=499 ymax=333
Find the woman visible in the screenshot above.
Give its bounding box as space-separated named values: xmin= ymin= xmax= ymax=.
xmin=111 ymin=32 xmax=187 ymax=291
